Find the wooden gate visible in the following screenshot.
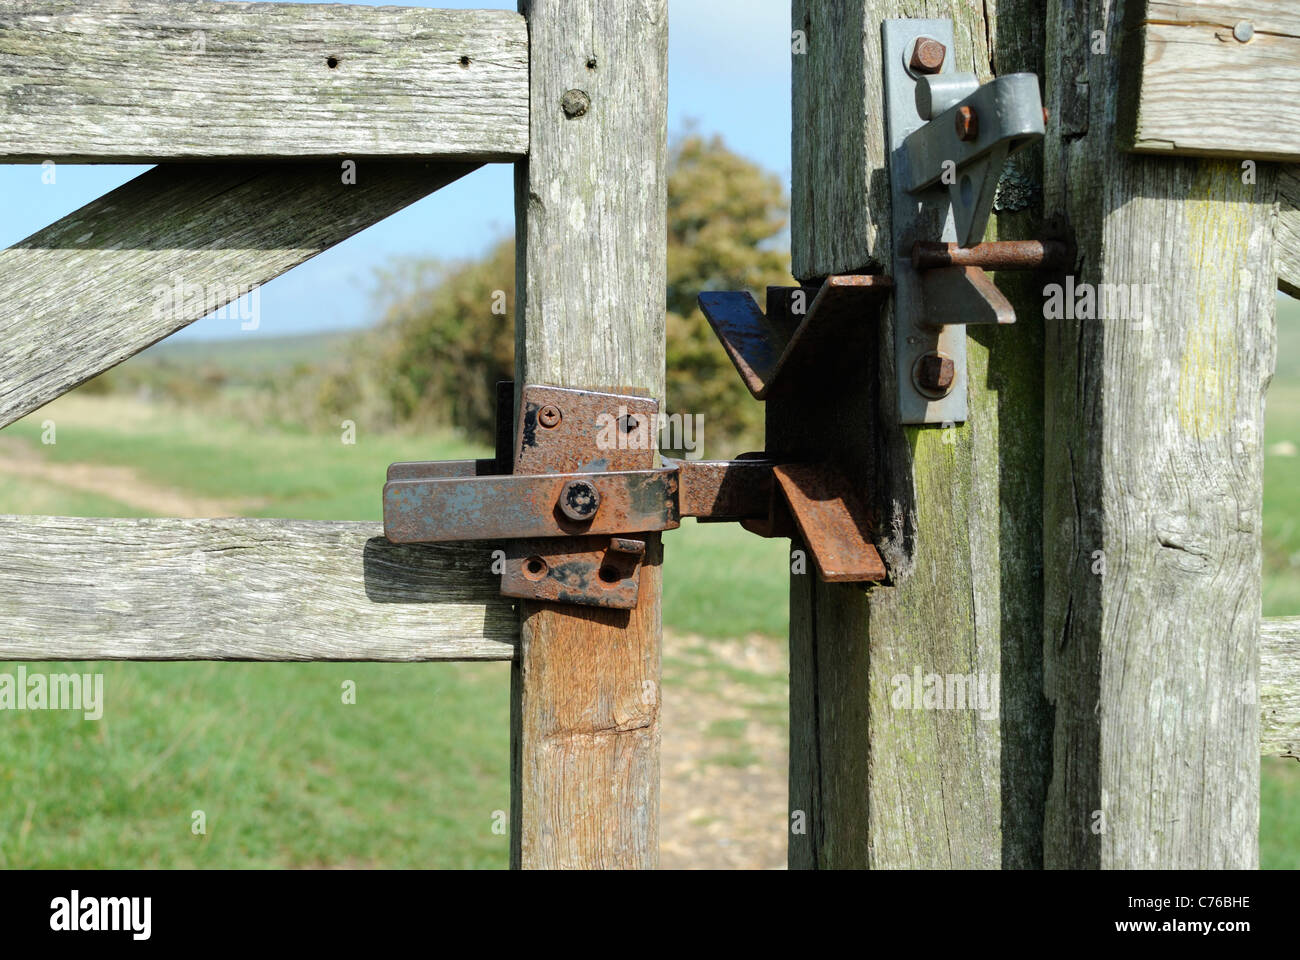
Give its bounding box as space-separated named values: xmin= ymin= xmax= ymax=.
xmin=0 ymin=0 xmax=1297 ymax=870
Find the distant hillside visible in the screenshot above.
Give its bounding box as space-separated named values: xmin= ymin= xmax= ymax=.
xmin=132 ymin=330 xmax=359 ymax=381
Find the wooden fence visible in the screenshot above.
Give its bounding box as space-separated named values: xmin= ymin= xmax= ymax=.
xmin=0 ymin=0 xmax=1296 ymax=869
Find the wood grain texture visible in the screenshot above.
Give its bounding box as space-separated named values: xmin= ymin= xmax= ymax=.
xmin=1278 ymin=165 xmax=1300 ymax=299
xmin=1118 ymin=1 xmax=1300 ymax=161
xmin=1043 ymin=0 xmax=1272 ymax=869
xmin=0 ymin=0 xmax=527 ymax=161
xmin=0 ymin=516 xmax=516 ymax=661
xmin=1261 ymin=617 xmax=1300 ymax=757
xmin=0 ymin=161 xmax=477 ymax=429
xmin=510 ymin=0 xmax=667 ymax=869
xmin=784 ymin=0 xmax=1050 ymax=869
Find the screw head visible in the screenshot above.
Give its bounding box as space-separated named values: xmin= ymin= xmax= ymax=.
xmin=909 ymin=37 xmax=946 ymax=75
xmin=955 ymin=105 xmax=979 ymax=142
xmin=558 ymin=479 xmax=601 ymax=522
xmin=915 ymin=353 xmax=956 ymax=394
xmin=538 ymin=404 xmax=561 ymax=428
xmin=1233 ymin=20 xmax=1254 ymax=43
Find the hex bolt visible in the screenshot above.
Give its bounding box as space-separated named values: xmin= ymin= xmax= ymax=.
xmin=558 ymin=478 xmax=601 ymax=522
xmin=909 ymin=37 xmax=946 ymax=75
xmin=915 ymin=353 xmax=956 ymax=394
xmin=955 ymin=105 xmax=979 ymax=141
xmin=538 ymin=404 xmax=561 ymax=428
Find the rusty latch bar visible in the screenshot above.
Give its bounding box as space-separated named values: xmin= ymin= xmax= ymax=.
xmin=382 ymin=384 xmax=888 ymax=610
xmin=384 ymin=469 xmax=681 ymax=543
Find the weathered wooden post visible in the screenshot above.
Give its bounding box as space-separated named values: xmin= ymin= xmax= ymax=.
xmin=1040 ymin=0 xmax=1275 ymax=868
xmin=785 ymin=0 xmax=1050 ymax=868
xmin=510 ymin=0 xmax=668 ymax=868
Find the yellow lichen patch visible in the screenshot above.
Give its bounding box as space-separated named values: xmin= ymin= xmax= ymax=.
xmin=1177 ymin=162 xmax=1253 ymax=438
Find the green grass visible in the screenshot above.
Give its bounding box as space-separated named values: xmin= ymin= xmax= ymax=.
xmin=0 ymin=661 xmax=510 ymax=868
xmin=1264 ymin=297 xmax=1300 ymax=617
xmin=1261 ymin=758 xmax=1300 ymax=870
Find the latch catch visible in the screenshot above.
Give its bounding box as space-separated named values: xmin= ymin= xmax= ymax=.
xmin=884 ymin=17 xmax=1057 ymax=424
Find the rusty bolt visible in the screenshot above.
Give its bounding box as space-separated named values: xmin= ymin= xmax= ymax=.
xmin=538 ymin=404 xmax=561 ymax=428
xmin=916 ymin=353 xmax=956 ymax=394
xmin=909 ymin=37 xmax=946 ymax=75
xmin=955 ymin=105 xmax=979 ymax=142
xmin=561 ymin=89 xmax=590 ymax=118
xmin=558 ymin=478 xmax=601 ymax=522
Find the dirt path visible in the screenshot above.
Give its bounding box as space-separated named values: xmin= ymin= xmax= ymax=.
xmin=0 ymin=434 xmax=264 ymax=518
xmin=659 ymin=631 xmax=789 ymax=869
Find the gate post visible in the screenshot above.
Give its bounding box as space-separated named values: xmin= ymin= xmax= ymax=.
xmin=510 ymin=0 xmax=668 ymax=869
xmin=1041 ymin=0 xmax=1271 ymax=868
xmin=784 ymin=0 xmax=1051 ymax=867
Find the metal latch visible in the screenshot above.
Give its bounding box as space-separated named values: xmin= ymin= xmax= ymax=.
xmin=884 ymin=18 xmax=1065 ymax=424
xmin=382 ymin=384 xmax=886 ymax=609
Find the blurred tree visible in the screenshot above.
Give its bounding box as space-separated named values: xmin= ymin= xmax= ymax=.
xmin=664 ymin=134 xmax=792 ymax=454
xmin=367 ymin=134 xmax=792 ymax=453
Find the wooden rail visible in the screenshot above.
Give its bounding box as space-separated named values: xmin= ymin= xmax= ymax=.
xmin=0 ymin=0 xmax=528 ymax=162
xmin=0 ymin=161 xmax=477 ymax=430
xmin=0 ymin=517 xmax=516 ymax=661
xmin=1279 ymin=166 xmax=1300 ymax=299
xmin=1119 ymin=1 xmax=1300 ymax=161
xmin=1262 ymin=617 xmax=1300 ymax=757
xmin=0 ymin=515 xmax=1292 ymax=756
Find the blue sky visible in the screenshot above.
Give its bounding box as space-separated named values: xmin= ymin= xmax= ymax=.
xmin=0 ymin=0 xmax=792 ymax=341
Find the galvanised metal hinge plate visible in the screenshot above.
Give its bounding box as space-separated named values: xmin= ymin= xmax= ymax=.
xmin=883 ymin=18 xmax=1047 ymax=424
xmin=382 ymin=384 xmax=887 ymax=609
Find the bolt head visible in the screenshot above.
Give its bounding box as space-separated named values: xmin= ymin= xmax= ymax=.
xmin=955 ymin=105 xmax=979 ymax=142
xmin=910 ymin=37 xmax=946 ymax=75
xmin=538 ymin=404 xmax=561 ymax=428
xmin=916 ymin=353 xmax=956 ymax=393
xmin=561 ymin=88 xmax=590 ymax=118
xmin=559 ymin=479 xmax=601 ymax=522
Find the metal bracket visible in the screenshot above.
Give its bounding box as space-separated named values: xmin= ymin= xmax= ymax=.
xmin=382 ymin=384 xmax=887 ymax=610
xmin=883 ymin=18 xmax=1046 ymax=424
xmin=697 ymin=275 xmax=892 ymax=399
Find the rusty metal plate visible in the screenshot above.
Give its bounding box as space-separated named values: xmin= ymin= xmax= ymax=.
xmin=918 ymin=265 xmax=1014 ymax=327
xmin=386 ymin=459 xmax=496 ymax=481
xmin=699 ymin=277 xmax=891 ymax=400
xmin=765 ymin=276 xmax=892 ymax=393
xmin=696 ymin=291 xmax=795 ymax=399
xmin=383 ymin=468 xmax=679 ymax=544
xmin=515 ymin=384 xmax=658 ymax=474
xmin=501 ymin=536 xmax=646 ymax=609
xmin=772 ymin=463 xmax=886 ymax=582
